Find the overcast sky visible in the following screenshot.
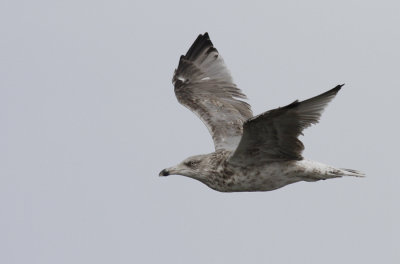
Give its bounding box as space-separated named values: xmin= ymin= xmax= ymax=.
xmin=1 ymin=0 xmax=399 ymax=263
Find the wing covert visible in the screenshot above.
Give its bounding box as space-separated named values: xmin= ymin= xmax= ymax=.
xmin=228 ymin=85 xmax=343 ymax=166
xmin=173 ymin=33 xmax=253 ymax=151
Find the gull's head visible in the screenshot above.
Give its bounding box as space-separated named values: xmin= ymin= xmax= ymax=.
xmin=159 ymin=154 xmax=207 ymax=180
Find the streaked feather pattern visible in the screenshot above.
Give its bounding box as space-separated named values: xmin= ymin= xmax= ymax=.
xmin=173 ymin=33 xmax=252 ymax=151
xmin=229 ymin=85 xmax=343 ymax=165
xmin=160 ymin=33 xmax=364 ymax=192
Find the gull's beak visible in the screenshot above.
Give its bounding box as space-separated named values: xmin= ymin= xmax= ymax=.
xmin=159 ymin=169 xmax=170 ymax=176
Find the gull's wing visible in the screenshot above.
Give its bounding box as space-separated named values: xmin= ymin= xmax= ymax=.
xmin=173 ymin=33 xmax=253 ymax=151
xmin=228 ymin=85 xmax=343 ymax=166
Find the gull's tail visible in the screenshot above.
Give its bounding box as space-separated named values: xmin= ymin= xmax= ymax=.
xmin=300 ymin=160 xmax=365 ymax=181
xmin=336 ymin=168 xmax=366 ymax=177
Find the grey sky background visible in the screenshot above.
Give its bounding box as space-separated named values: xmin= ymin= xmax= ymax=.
xmin=1 ymin=0 xmax=399 ymax=263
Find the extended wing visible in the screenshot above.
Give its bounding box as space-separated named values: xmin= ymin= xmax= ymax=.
xmin=228 ymin=85 xmax=343 ymax=166
xmin=173 ymin=33 xmax=253 ymax=151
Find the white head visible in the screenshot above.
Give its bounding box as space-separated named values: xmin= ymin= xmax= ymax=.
xmin=159 ymin=154 xmax=209 ymax=181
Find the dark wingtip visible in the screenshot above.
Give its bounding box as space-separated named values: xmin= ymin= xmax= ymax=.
xmin=184 ymin=32 xmax=215 ymax=61
xmin=337 ymin=83 xmax=345 ymax=89
xmin=330 ymin=83 xmax=345 ymax=94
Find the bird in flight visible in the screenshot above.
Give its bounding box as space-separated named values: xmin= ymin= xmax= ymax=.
xmin=159 ymin=33 xmax=364 ymax=192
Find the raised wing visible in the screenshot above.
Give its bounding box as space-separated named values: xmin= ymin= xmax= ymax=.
xmin=173 ymin=33 xmax=253 ymax=151
xmin=228 ymin=85 xmax=343 ymax=166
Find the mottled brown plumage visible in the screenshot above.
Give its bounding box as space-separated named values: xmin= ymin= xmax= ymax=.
xmin=159 ymin=33 xmax=364 ymax=192
xmin=173 ymin=33 xmax=252 ymax=151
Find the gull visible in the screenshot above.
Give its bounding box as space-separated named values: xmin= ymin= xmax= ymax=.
xmin=159 ymin=33 xmax=364 ymax=192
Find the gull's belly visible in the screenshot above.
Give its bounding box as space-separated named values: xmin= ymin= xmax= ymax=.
xmin=215 ymin=160 xmax=329 ymax=192
xmin=229 ymin=163 xmax=300 ymax=192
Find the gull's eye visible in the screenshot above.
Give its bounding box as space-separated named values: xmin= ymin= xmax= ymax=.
xmin=185 ymin=160 xmax=199 ymax=168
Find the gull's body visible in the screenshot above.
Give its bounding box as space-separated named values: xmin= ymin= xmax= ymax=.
xmin=159 ymin=33 xmax=364 ymax=192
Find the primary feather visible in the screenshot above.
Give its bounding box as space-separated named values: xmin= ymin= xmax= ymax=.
xmin=159 ymin=33 xmax=364 ymax=193
xmin=173 ymin=33 xmax=252 ymax=151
